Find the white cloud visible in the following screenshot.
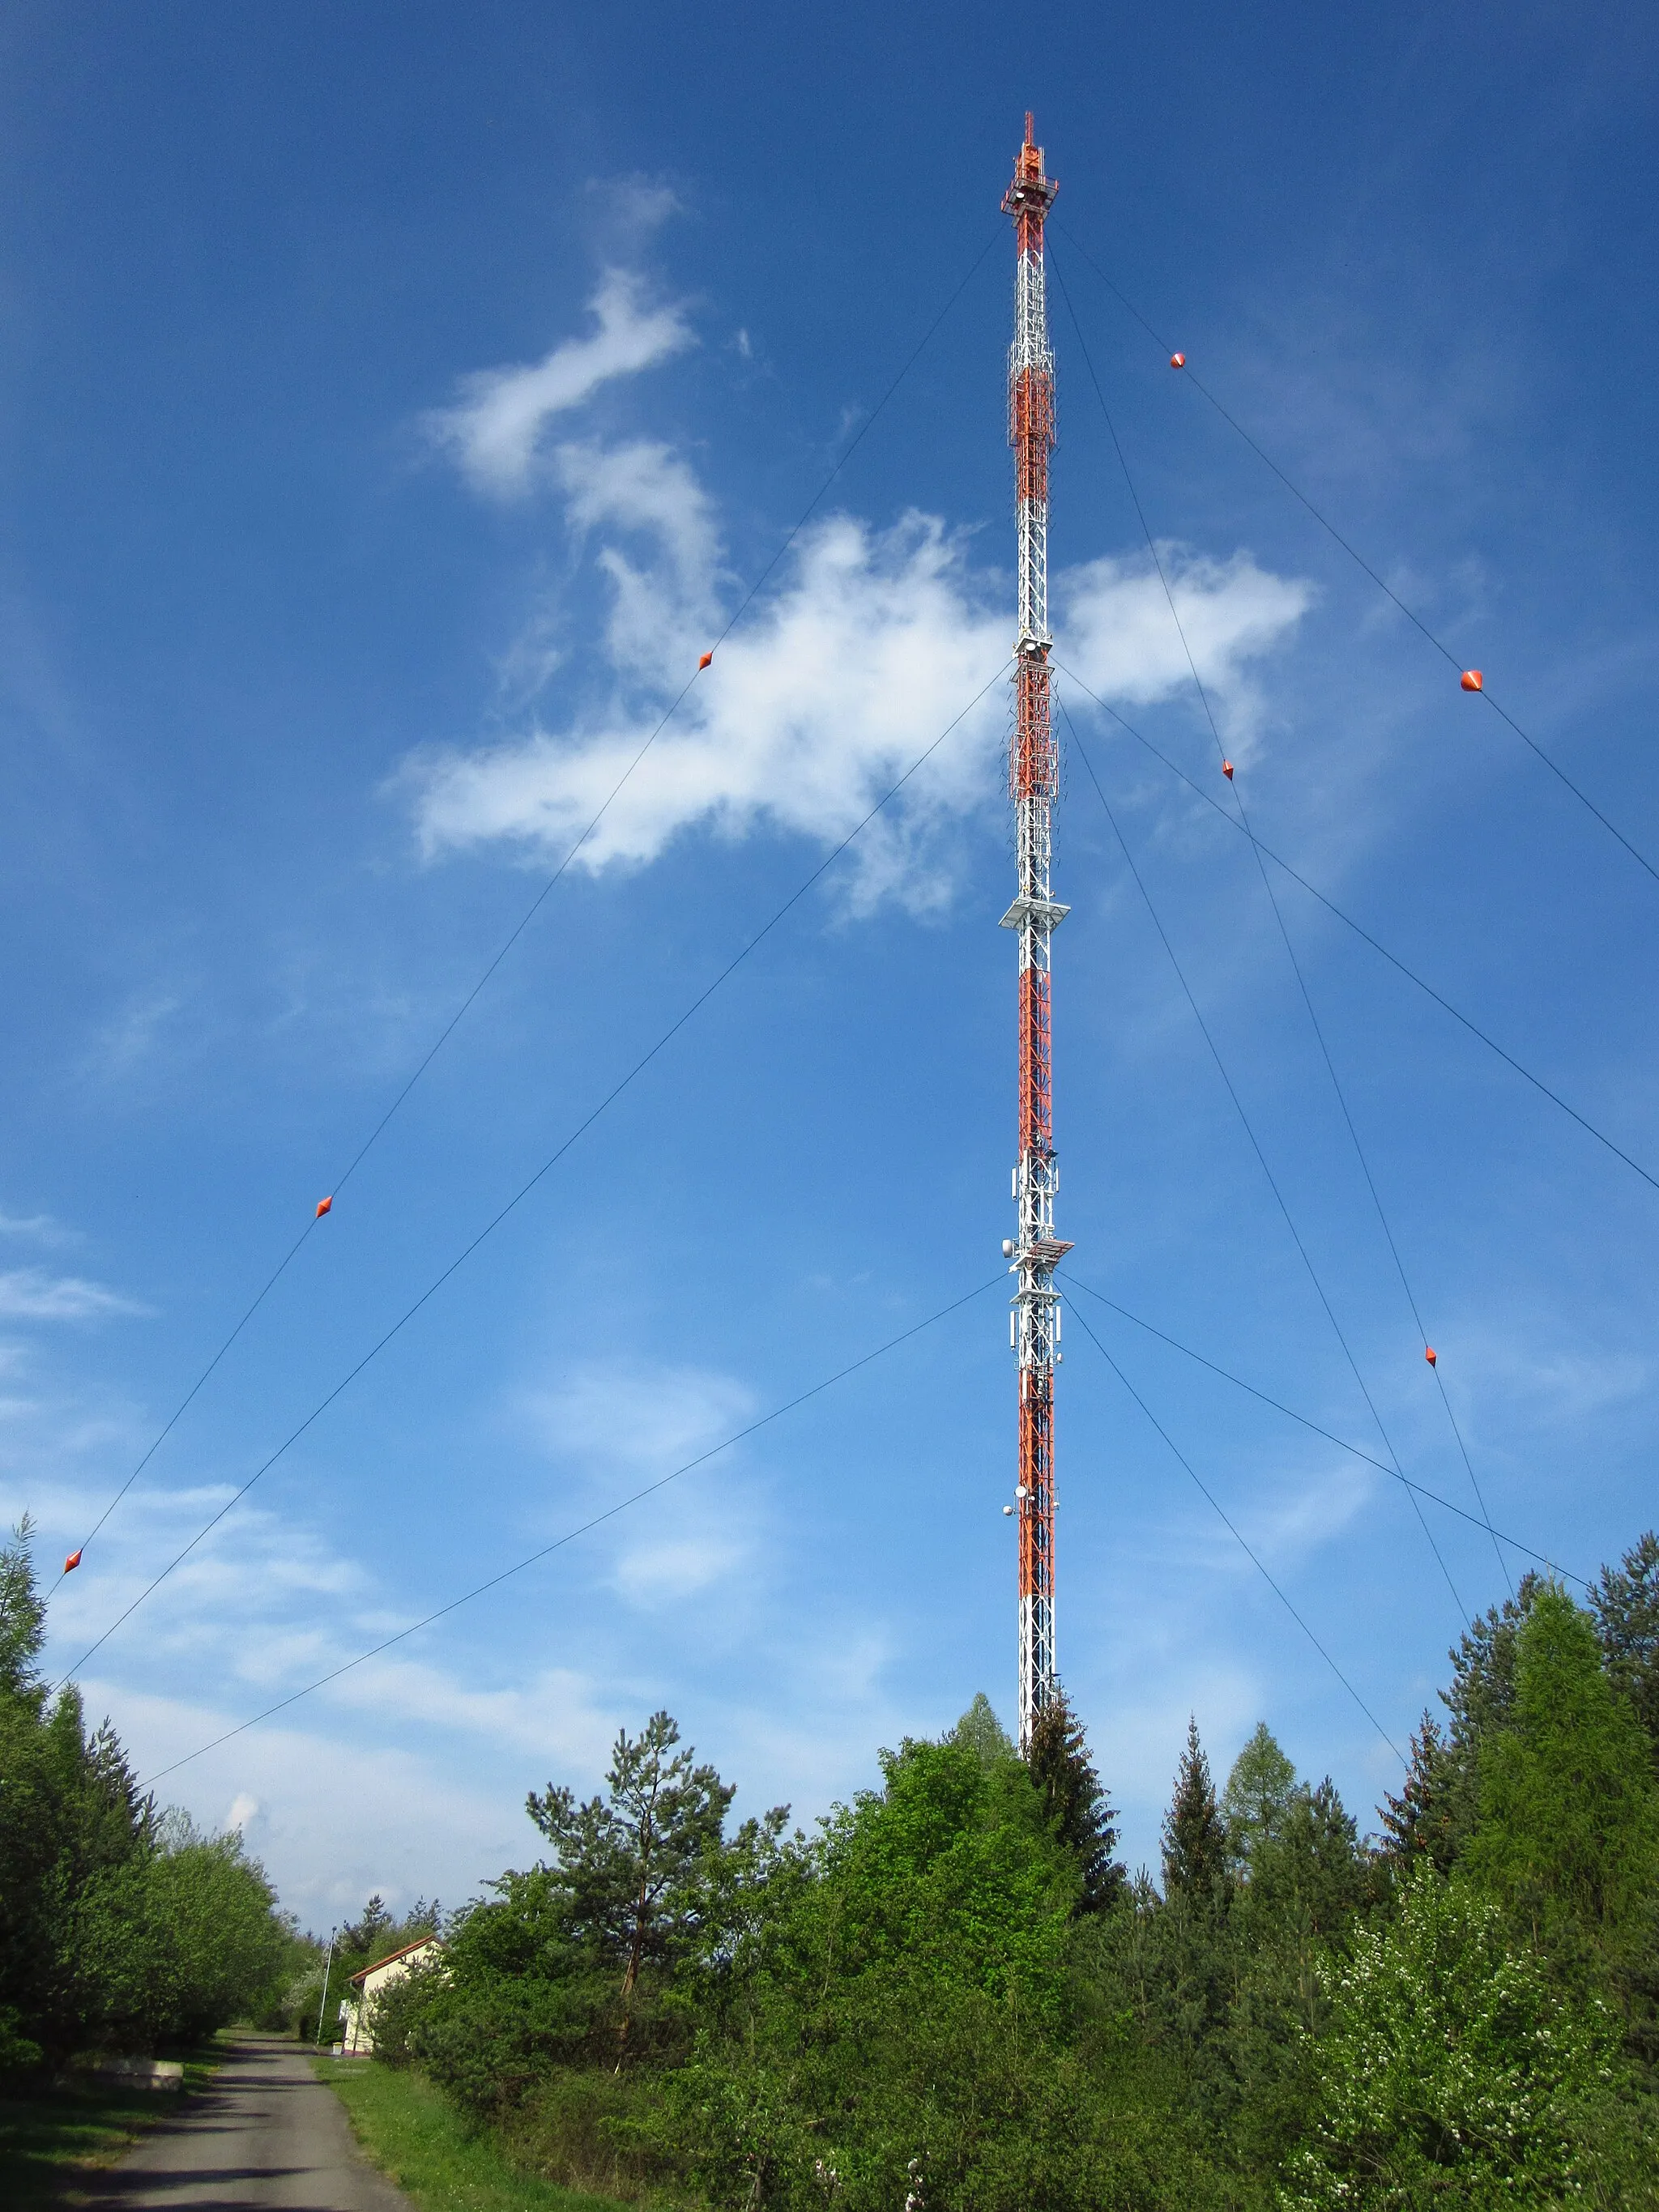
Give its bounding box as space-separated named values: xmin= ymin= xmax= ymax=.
xmin=326 ymin=1654 xmax=617 ymax=1765
xmin=0 ymin=1209 xmax=77 ymax=1247
xmin=90 ymin=990 xmax=184 ymax=1078
xmin=1057 ymin=549 xmax=1316 ymax=756
xmin=613 ymin=1530 xmax=748 ymax=1606
xmin=86 ymin=1683 xmax=543 ymax=1932
xmin=1237 ymin=1460 xmax=1375 ymax=1565
xmin=225 ymin=1790 xmax=259 ymax=1833
xmin=555 ymin=437 xmax=722 ymax=658
xmin=404 ymin=431 xmax=1312 ymax=912
xmin=598 ymin=177 xmax=681 ymax=241
xmin=0 ymin=1268 xmax=147 ymax=1322
xmin=525 ymin=1358 xmax=756 ymax=1476
xmin=426 ymin=272 xmax=696 ymax=497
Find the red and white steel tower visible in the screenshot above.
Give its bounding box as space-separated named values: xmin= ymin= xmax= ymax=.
xmin=1001 ymin=115 xmax=1070 ymax=1752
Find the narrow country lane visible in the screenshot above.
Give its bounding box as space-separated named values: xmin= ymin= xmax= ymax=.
xmin=85 ymin=2037 xmax=412 ymax=2212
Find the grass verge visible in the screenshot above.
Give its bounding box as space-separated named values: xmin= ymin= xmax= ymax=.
xmin=0 ymin=2042 xmax=224 ymax=2210
xmin=316 ymin=2058 xmax=621 ymax=2212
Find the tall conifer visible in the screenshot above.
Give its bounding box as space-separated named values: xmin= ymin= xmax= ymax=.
xmin=1592 ymin=1530 xmax=1659 ymax=1766
xmin=1378 ymin=1713 xmax=1460 ymax=1871
xmin=1161 ymin=1717 xmax=1230 ymax=1906
xmin=1025 ymin=1691 xmax=1124 ymax=1912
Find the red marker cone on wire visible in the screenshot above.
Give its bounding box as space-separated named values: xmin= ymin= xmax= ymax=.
xmin=64 ymin=1548 xmax=82 ymax=1573
xmin=697 ymin=651 xmax=713 ymax=671
xmin=1425 ymin=1346 xmax=1438 ymax=1366
xmin=316 ymin=1196 xmax=332 ymax=1219
xmin=1461 ymin=670 xmax=1482 ymax=693
xmin=1222 ymin=760 xmax=1234 ymax=780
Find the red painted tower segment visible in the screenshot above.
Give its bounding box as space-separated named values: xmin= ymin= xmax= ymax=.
xmin=1000 ymin=115 xmax=1069 ymax=1750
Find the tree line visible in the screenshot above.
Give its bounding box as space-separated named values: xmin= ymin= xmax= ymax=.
xmin=0 ymin=1519 xmax=304 ymax=2069
xmin=367 ymin=1536 xmax=1659 ymax=2210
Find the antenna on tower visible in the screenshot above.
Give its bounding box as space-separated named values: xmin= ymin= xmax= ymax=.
xmin=1000 ymin=116 xmax=1070 ymax=1754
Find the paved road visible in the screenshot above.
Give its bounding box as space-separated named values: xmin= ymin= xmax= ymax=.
xmin=86 ymin=2037 xmax=412 ymax=2212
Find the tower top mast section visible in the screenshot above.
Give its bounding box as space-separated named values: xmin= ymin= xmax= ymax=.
xmin=1000 ymin=114 xmax=1068 ymax=1753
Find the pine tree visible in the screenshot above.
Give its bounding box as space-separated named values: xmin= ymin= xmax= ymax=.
xmin=528 ymin=1710 xmax=737 ymax=2061
xmin=1161 ymin=1717 xmax=1230 ymax=1906
xmin=1024 ymin=1691 xmax=1124 ymax=1912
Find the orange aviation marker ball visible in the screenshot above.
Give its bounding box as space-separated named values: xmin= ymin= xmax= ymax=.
xmin=1171 ymin=352 xmax=1185 ymax=368
xmin=1222 ymin=760 xmax=1235 ymax=780
xmin=698 ymin=651 xmax=713 ymax=671
xmin=1425 ymin=1347 xmax=1438 ymax=1366
xmin=64 ymin=1549 xmax=83 ymax=1573
xmin=1461 ymin=670 xmax=1483 ymax=692
xmin=315 ymin=1196 xmax=332 ymax=1219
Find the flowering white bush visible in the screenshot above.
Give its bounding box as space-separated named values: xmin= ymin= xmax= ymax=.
xmin=1282 ymin=1862 xmax=1618 ymax=2209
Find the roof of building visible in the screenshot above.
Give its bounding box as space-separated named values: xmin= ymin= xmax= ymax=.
xmin=348 ymin=1936 xmax=441 ymax=1988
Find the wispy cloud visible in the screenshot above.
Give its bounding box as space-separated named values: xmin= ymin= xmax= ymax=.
xmin=613 ymin=1529 xmax=750 ymax=1606
xmin=1237 ymin=1460 xmax=1375 ymax=1565
xmin=526 ymin=1358 xmax=757 ymax=1476
xmin=595 ymin=177 xmax=680 ymax=244
xmin=0 ymin=1209 xmax=78 ymax=1248
xmin=425 ymin=271 xmax=696 ymax=497
xmin=0 ymin=1268 xmax=147 ymax=1322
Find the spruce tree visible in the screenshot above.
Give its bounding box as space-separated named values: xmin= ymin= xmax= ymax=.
xmin=1591 ymin=1529 xmax=1659 ymax=1766
xmin=1024 ymin=1691 xmax=1124 ymax=1912
xmin=1378 ymin=1712 xmax=1460 ymax=1871
xmin=1161 ymin=1717 xmax=1230 ymax=1906
xmin=1443 ymin=1578 xmax=1542 ymax=1748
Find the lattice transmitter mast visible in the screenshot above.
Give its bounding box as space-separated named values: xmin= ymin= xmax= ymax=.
xmin=1000 ymin=115 xmax=1070 ymax=1753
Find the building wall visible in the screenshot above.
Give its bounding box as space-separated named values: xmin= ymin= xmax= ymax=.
xmin=339 ymin=1939 xmax=441 ymax=2055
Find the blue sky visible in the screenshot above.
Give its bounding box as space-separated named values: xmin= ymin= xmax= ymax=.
xmin=3 ymin=2 xmax=1657 ymax=1928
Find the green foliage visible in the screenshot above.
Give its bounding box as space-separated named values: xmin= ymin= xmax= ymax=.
xmin=0 ymin=1515 xmax=46 ymax=1698
xmin=0 ymin=1519 xmax=292 ymax=2066
xmin=336 ymin=1532 xmax=1659 ymax=2212
xmin=1162 ymin=1718 xmax=1230 ymax=1908
xmin=1284 ymin=1863 xmax=1625 ymax=2210
xmin=1377 ymin=1711 xmax=1460 ymax=1871
xmin=527 ymin=1710 xmax=741 ymax=2059
xmin=811 ymin=1733 xmax=1077 ymax=2005
xmin=1024 ymin=1691 xmax=1124 ymax=1912
xmin=949 ymin=1691 xmax=1014 ymax=1769
xmin=1465 ymin=1585 xmax=1659 ymax=1968
xmin=1592 ymin=1529 xmax=1659 ymax=1765
xmin=305 ymin=1894 xmax=442 ymax=2047
xmin=73 ymin=1812 xmax=292 ymax=2047
xmin=388 ymin=1716 xmax=767 ymax=2105
xmin=318 ymin=2052 xmax=620 ymax=2212
xmin=1221 ymin=1727 xmax=1297 ymax=1878
xmin=649 ymin=1736 xmax=1187 ymax=2212
xmin=1406 ymin=1576 xmax=1545 ymax=1867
